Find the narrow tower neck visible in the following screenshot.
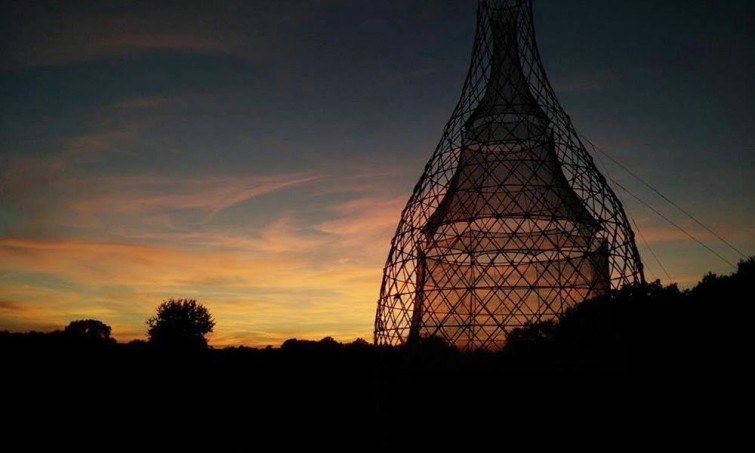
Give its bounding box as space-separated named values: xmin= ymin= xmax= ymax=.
xmin=465 ymin=0 xmax=547 ymax=143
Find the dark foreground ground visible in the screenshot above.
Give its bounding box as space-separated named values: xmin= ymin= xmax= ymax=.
xmin=5 ymin=338 xmax=745 ymax=449
xmin=3 ymin=259 xmax=752 ymax=448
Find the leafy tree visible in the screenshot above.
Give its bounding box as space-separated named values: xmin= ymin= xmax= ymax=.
xmin=64 ymin=319 xmax=112 ymax=341
xmin=318 ymin=336 xmax=340 ymax=348
xmin=348 ymin=338 xmax=371 ymax=349
xmin=146 ymin=299 xmax=215 ymax=349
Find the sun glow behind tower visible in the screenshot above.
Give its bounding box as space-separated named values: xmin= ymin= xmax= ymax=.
xmin=375 ymin=0 xmax=644 ymax=351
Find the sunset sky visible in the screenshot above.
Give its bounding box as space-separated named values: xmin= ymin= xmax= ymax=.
xmin=1 ymin=0 xmax=753 ymax=346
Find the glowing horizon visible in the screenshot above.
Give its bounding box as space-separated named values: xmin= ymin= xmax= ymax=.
xmin=1 ymin=151 xmax=747 ymax=346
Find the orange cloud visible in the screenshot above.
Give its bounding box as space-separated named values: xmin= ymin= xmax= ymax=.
xmin=8 ymin=151 xmax=742 ymax=347
xmin=0 ymin=300 xmax=25 ymax=312
xmin=0 ymin=185 xmax=393 ymax=346
xmin=628 ymin=215 xmax=753 ymax=245
xmin=636 ymin=224 xmax=708 ymax=244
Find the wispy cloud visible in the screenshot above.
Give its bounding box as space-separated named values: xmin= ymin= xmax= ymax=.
xmin=2 ymin=163 xmax=749 ymax=344
xmin=0 ymin=162 xmax=409 ymax=345
xmin=96 ymin=33 xmax=231 ymax=55
xmin=1 ymin=1 xmax=349 ymax=70
xmin=1 ymin=117 xmax=145 ymax=235
xmin=66 ymin=173 xmax=320 ymax=221
xmin=0 ymin=201 xmax=387 ymax=346
xmin=209 ymin=175 xmax=320 ymax=217
xmin=114 ymin=96 xmax=170 ymax=110
xmin=0 ymin=300 xmax=25 ymax=312
xmin=1 ymin=9 xmax=236 ymax=70
xmin=2 ymin=119 xmax=143 ymax=188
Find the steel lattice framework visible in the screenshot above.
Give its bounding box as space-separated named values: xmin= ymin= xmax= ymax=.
xmin=374 ymin=0 xmax=644 ymax=351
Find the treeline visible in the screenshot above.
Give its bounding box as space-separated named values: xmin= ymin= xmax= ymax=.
xmin=3 ymin=257 xmax=752 ymax=375
xmin=502 ymin=256 xmax=753 ymax=374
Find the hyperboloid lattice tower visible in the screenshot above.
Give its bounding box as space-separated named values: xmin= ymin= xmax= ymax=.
xmin=374 ymin=0 xmax=644 ymax=351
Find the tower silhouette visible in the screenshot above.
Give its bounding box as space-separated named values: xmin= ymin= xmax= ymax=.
xmin=374 ymin=0 xmax=644 ymax=351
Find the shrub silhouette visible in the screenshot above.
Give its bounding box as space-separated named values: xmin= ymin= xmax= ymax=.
xmin=147 ymin=299 xmax=215 ymax=349
xmin=64 ymin=319 xmax=113 ymax=342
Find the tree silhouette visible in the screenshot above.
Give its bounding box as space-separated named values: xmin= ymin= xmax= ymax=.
xmin=146 ymin=299 xmax=215 ymax=349
xmin=64 ymin=319 xmax=112 ymax=341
